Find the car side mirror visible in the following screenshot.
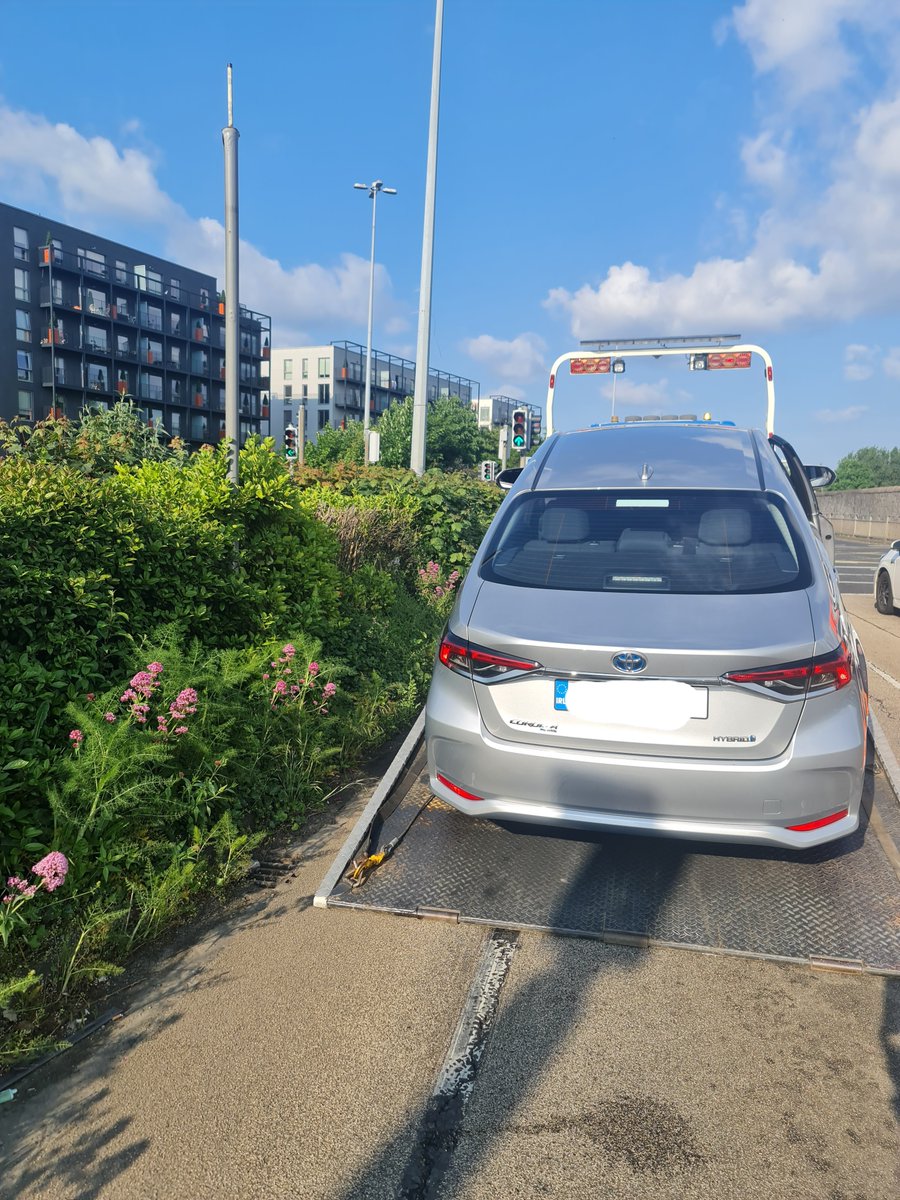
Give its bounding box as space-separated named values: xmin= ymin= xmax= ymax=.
xmin=496 ymin=467 xmax=522 ymax=491
xmin=804 ymin=464 xmax=835 ymax=488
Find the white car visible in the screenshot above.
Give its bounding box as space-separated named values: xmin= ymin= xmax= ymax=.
xmin=875 ymin=541 xmax=900 ymax=614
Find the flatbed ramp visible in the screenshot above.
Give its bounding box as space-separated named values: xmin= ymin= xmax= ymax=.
xmin=317 ymin=740 xmax=900 ymax=975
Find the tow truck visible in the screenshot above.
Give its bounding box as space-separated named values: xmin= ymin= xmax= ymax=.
xmin=315 ymin=338 xmax=900 ymax=976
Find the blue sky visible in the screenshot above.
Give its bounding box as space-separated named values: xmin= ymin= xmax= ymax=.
xmin=2 ymin=0 xmax=900 ymax=465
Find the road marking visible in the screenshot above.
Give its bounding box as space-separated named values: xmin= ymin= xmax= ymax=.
xmin=871 ymin=664 xmax=900 ymax=691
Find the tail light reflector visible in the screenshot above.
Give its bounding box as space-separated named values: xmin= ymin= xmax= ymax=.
xmin=438 ymin=632 xmax=542 ymax=682
xmin=724 ymin=644 xmax=852 ymax=697
xmin=437 ymin=772 xmax=483 ymax=802
xmin=787 ymin=808 xmax=848 ymax=832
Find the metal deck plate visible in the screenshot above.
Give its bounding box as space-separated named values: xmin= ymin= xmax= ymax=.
xmin=326 ymin=769 xmax=900 ymax=974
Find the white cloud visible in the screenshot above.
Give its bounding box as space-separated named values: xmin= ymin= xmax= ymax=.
xmin=460 ymin=332 xmax=547 ymax=380
xmin=0 ymin=103 xmax=398 ymax=345
xmin=816 ymin=405 xmax=869 ymax=422
xmin=599 ymin=378 xmax=678 ymax=412
xmin=740 ymin=131 xmax=788 ymax=190
xmin=844 ymin=344 xmax=878 ymax=381
xmin=882 ymin=348 xmax=900 ymax=379
xmin=547 ymin=7 xmax=900 ymax=340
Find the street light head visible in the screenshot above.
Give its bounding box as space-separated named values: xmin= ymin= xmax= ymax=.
xmin=353 ymin=183 xmax=368 ymax=190
xmin=383 ymin=188 xmax=398 ymax=195
xmin=373 ymin=180 xmax=383 ymax=190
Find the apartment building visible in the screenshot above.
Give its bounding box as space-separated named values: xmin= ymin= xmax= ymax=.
xmin=2 ymin=202 xmax=271 ymax=447
xmin=269 ymin=339 xmax=479 ymax=444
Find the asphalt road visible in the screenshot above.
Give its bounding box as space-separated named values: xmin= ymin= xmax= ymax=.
xmin=835 ymin=535 xmax=887 ymax=595
xmin=2 ymin=547 xmax=899 ymax=1200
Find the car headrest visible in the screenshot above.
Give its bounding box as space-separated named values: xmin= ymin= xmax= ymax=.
xmin=540 ymin=507 xmax=589 ymax=543
xmin=698 ymin=509 xmax=752 ymax=547
xmin=616 ymin=529 xmax=672 ymax=553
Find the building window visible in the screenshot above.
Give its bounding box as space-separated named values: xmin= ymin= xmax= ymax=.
xmin=283 ymin=384 xmax=292 ymax=399
xmin=318 ymin=408 xmax=330 ymax=431
xmin=17 ymin=350 xmax=32 ymax=382
xmin=15 ymin=310 xmax=31 ymax=343
xmin=86 ymin=327 xmax=108 ymax=352
xmin=302 ymin=358 xmax=308 ymax=378
xmin=14 ymin=268 xmax=29 ymax=302
xmin=283 ymin=358 xmax=293 ymax=380
xmin=115 ymin=260 xmax=128 ymax=283
xmin=301 ymin=384 xmax=308 ymax=399
xmin=318 ymin=357 xmax=329 ymax=378
xmin=200 ymin=287 xmax=210 ymax=310
xmin=170 ymin=311 xmax=182 ymax=336
xmin=169 ymin=278 xmax=181 ymax=299
xmin=318 ymin=383 xmax=330 ymax=403
xmin=13 ymin=227 xmax=29 ymax=261
xmin=18 ymin=389 xmax=32 ymax=418
xmin=84 ymin=249 xmax=106 ymax=277
xmin=85 ymin=288 xmax=108 ymax=316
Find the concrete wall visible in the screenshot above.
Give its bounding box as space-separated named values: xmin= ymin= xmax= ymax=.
xmin=818 ymin=487 xmax=900 ymax=541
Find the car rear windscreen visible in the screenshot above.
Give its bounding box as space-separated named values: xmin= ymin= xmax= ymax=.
xmin=479 ymin=489 xmax=812 ymax=594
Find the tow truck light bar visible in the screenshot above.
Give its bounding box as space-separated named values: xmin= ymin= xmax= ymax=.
xmin=580 ymin=334 xmax=742 ymax=350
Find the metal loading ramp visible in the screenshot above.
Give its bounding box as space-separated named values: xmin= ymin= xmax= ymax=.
xmin=318 ymin=747 xmax=900 ymax=976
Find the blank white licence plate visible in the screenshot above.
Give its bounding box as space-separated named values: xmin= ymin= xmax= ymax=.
xmin=554 ymin=679 xmax=708 ymax=731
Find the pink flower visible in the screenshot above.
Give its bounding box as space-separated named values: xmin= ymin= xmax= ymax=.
xmin=104 ymin=712 xmax=116 ymax=723
xmin=290 ymin=685 xmax=300 ymax=695
xmin=120 ymin=688 xmax=137 ymax=703
xmin=69 ymin=729 xmax=84 ymax=746
xmin=174 ymin=726 xmax=189 ymax=735
xmin=262 ymin=673 xmax=270 ymax=681
xmin=129 ymin=671 xmax=157 ymax=699
xmin=156 ymin=715 xmax=169 ymax=730
xmin=6 ymin=876 xmax=36 ymax=898
xmin=308 ymin=662 xmax=320 ymax=677
xmin=86 ymin=693 xmax=96 ymax=702
xmin=323 ymin=682 xmax=337 ymax=699
xmin=434 ymin=586 xmax=445 ymax=597
xmin=146 ymin=662 xmax=164 ymax=675
xmin=273 ymin=679 xmax=287 ymax=695
xmin=282 ymin=644 xmax=296 ymax=659
xmin=428 ymin=561 xmax=440 ymax=577
xmin=32 ymin=851 xmax=69 ymax=893
xmin=283 ymin=668 xmax=292 ymax=675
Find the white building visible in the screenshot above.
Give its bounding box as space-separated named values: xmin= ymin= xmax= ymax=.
xmin=269 ymin=339 xmax=479 ymax=448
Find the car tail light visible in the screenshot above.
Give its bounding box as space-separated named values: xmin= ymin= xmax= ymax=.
xmin=787 ymin=808 xmax=848 ymax=832
xmin=438 ymin=632 xmax=542 ymax=682
xmin=437 ymin=772 xmax=483 ymax=802
xmin=724 ymin=644 xmax=852 ymax=697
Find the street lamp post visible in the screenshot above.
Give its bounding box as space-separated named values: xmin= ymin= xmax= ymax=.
xmin=354 ymin=179 xmax=396 ymax=460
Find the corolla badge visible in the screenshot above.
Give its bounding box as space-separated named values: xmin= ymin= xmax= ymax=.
xmin=612 ymin=651 xmax=647 ymax=674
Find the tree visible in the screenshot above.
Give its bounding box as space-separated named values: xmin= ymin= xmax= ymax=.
xmin=304 ymin=421 xmax=364 ymax=467
xmin=830 ymin=446 xmax=900 ymax=490
xmin=377 ymin=395 xmax=486 ymax=470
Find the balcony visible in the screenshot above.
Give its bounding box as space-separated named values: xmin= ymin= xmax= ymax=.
xmin=42 ymin=367 xmax=83 ymax=389
xmin=84 ymin=337 xmax=111 ymax=356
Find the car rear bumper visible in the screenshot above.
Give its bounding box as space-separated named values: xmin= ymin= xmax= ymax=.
xmin=426 ymin=677 xmax=866 ymax=850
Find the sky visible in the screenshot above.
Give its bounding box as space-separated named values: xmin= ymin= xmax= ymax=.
xmin=2 ymin=0 xmax=900 ymax=465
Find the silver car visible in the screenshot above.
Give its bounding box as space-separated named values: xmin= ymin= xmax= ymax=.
xmin=875 ymin=540 xmax=900 ymax=615
xmin=426 ymin=421 xmax=868 ymax=848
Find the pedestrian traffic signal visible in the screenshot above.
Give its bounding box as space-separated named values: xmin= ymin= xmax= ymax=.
xmin=512 ymin=409 xmax=528 ymax=451
xmin=530 ymin=414 xmax=542 ymax=445
xmin=284 ymin=424 xmax=297 ymax=459
xmin=479 ymin=460 xmax=496 ymax=483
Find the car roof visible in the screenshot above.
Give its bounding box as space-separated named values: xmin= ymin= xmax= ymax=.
xmin=533 ymin=422 xmax=765 ymax=492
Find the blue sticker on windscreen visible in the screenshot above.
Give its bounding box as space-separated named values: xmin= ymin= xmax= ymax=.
xmin=554 ymin=679 xmax=568 ymax=711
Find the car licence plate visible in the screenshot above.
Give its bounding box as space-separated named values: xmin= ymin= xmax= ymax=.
xmin=554 ymin=679 xmax=708 ymax=731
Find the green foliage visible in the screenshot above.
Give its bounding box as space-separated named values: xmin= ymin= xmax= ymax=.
xmin=304 ymin=421 xmax=365 ymax=467
xmin=294 ymin=463 xmax=503 ymax=571
xmin=829 ymin=446 xmax=900 ymax=490
xmin=376 ymin=395 xmax=487 ymax=470
xmin=0 ymin=399 xmax=184 ymax=477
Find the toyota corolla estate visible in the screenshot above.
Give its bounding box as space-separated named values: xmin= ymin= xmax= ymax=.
xmin=426 ymin=420 xmax=868 ymax=849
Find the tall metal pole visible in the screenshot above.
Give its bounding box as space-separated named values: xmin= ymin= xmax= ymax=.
xmin=410 ymin=0 xmax=443 ymax=475
xmin=222 ymin=64 xmax=240 ymax=485
xmin=363 ymin=185 xmax=378 ymax=452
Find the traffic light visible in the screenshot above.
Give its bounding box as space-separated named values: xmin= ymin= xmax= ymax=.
xmin=512 ymin=409 xmax=528 ymax=451
xmin=479 ymin=460 xmax=496 ymax=483
xmin=530 ymin=413 xmax=542 ymax=445
xmin=284 ymin=424 xmax=297 ymax=460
